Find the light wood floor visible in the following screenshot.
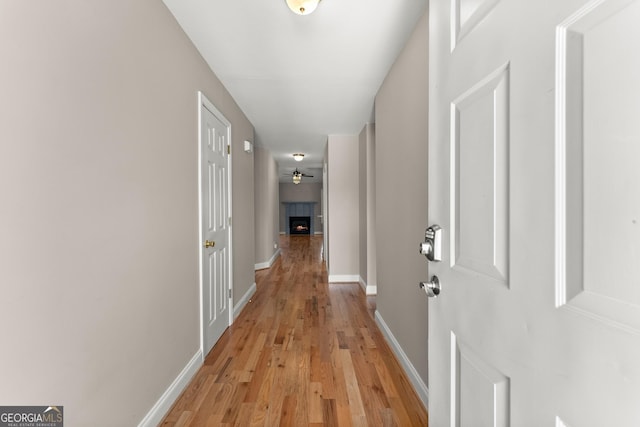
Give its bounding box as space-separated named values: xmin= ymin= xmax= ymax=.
xmin=160 ymin=235 xmax=428 ymax=426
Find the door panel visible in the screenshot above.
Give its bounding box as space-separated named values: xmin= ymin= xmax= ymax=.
xmin=452 ymin=64 xmax=510 ymax=285
xmin=453 ymin=0 xmax=500 ymax=49
xmin=559 ymin=0 xmax=640 ymax=327
xmin=453 ymin=334 xmax=510 ymax=427
xmin=428 ymin=0 xmax=640 ymax=425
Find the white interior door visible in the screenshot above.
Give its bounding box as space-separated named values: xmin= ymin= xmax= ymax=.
xmin=199 ymin=93 xmax=231 ymax=357
xmin=427 ymin=0 xmax=640 ymax=425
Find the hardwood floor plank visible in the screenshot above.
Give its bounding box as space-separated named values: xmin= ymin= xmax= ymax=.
xmin=322 ymin=398 xmax=340 ymax=427
xmin=239 ymin=331 xmax=267 ymax=383
xmin=173 ymin=411 xmax=192 ymax=427
xmin=220 ymin=382 xmax=248 ymax=423
xmin=214 ymin=357 xmax=233 ymax=383
xmin=217 ymin=384 xmax=237 ymax=421
xmin=247 ymin=351 xmax=275 ymax=427
xmin=359 ymin=326 xmax=377 ymax=349
xmin=185 ymin=383 xmax=228 ymax=427
xmin=335 ymin=403 xmax=353 ymax=427
xmin=339 ymin=349 xmax=366 ymax=423
xmin=318 ymin=361 xmax=337 ymax=400
xmin=278 ymin=395 xmax=296 ymax=426
xmin=160 ymin=236 xmax=428 ymax=426
xmin=233 ymin=402 xmax=255 ymax=426
xmin=380 ymin=407 xmax=398 ymax=427
xmin=190 ymin=375 xmax=217 ymax=414
xmin=372 ymin=352 xmax=401 ymax=399
xmin=308 ymin=382 xmax=323 ymax=424
xmin=243 ymin=346 xmax=272 ymax=404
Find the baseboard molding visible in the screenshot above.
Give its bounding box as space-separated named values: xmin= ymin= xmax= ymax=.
xmin=255 ymin=248 xmax=281 ymax=270
xmin=358 ymin=277 xmax=366 ymax=292
xmin=328 ymin=274 xmax=360 ymax=283
xmin=358 ymin=276 xmax=377 ymax=295
xmin=374 ymin=310 xmax=429 ymax=409
xmin=137 ymin=349 xmax=203 ymax=427
xmin=234 ymin=282 xmax=257 ymax=320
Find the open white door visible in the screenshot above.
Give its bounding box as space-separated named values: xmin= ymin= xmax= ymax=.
xmin=427 ymin=0 xmax=640 ymax=425
xmin=199 ymin=93 xmax=232 ymax=357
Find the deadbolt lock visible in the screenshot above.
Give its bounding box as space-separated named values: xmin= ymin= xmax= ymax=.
xmin=419 ymin=225 xmax=442 ymax=262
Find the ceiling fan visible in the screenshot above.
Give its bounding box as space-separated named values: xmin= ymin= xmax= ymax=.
xmin=285 ymin=168 xmax=314 ymax=184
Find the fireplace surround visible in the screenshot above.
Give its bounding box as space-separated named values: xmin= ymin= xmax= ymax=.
xmin=283 ymin=202 xmax=317 ymax=235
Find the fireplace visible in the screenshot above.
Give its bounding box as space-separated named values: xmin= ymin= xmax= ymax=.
xmin=289 ymin=216 xmax=311 ymax=235
xmin=283 ymin=202 xmax=316 ymax=235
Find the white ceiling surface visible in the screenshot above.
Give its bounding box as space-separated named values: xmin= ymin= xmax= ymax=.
xmin=162 ymin=0 xmax=427 ymax=182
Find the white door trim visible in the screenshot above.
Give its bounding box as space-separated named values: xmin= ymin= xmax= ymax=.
xmin=197 ymin=91 xmax=233 ymax=360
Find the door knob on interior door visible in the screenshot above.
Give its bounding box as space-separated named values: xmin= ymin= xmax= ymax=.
xmin=420 ymin=276 xmax=441 ymax=297
xmin=204 ymin=240 xmax=216 ymax=248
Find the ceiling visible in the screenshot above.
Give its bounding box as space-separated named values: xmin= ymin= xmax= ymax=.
xmin=162 ymin=0 xmax=427 ymax=183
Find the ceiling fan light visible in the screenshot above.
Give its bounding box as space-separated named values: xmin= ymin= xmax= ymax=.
xmin=285 ymin=0 xmax=320 ymax=15
xmin=293 ymin=174 xmax=302 ymax=184
xmin=293 ymin=153 xmax=305 ymax=161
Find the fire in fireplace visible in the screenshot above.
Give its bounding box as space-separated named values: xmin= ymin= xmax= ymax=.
xmin=289 ymin=216 xmax=311 ymax=235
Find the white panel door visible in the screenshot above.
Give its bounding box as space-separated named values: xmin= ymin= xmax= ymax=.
xmin=200 ymin=95 xmax=231 ymax=357
xmin=428 ymin=0 xmax=640 ymax=425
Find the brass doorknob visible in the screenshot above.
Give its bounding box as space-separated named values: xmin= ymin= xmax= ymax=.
xmin=204 ymin=240 xmax=215 ymax=248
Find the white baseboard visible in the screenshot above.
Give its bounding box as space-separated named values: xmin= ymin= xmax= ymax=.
xmin=374 ymin=310 xmax=429 ymax=409
xmin=328 ymin=274 xmax=360 ymax=283
xmin=234 ymin=282 xmax=257 ymax=320
xmin=255 ymin=248 xmax=281 ymax=270
xmin=358 ymin=276 xmax=377 ymax=295
xmin=358 ymin=277 xmax=366 ymax=292
xmin=137 ymin=349 xmax=203 ymax=427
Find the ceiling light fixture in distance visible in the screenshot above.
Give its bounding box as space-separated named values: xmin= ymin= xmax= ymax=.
xmin=285 ymin=0 xmax=320 ymax=16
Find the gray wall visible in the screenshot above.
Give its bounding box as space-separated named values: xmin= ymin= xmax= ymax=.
xmin=375 ymin=10 xmax=429 ymax=385
xmin=323 ymin=144 xmax=330 ymax=266
xmin=327 ymin=135 xmax=360 ymax=281
xmin=359 ymin=124 xmax=377 ymax=293
xmin=254 ymin=145 xmax=280 ymax=267
xmin=0 ymin=1 xmax=254 ymax=425
xmin=279 ymin=182 xmax=323 ymax=234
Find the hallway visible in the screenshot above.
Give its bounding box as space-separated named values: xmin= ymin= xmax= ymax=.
xmin=161 ymin=235 xmax=428 ymax=426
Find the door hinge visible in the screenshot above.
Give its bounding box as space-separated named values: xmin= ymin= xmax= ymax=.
xmin=228 ymin=288 xmax=232 ymax=299
xmin=229 ymin=216 xmax=232 ymax=226
xmin=227 ymin=144 xmax=231 ymax=155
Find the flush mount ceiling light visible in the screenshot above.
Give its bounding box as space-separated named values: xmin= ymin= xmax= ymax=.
xmin=285 ymin=0 xmax=320 ymax=15
xmin=293 ymin=153 xmax=305 ymax=161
